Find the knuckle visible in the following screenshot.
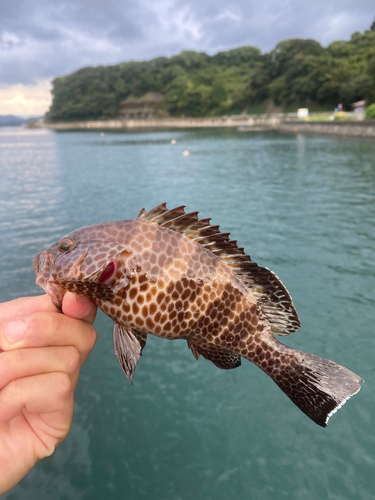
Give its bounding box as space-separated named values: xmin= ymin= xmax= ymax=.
xmin=50 ymin=312 xmax=65 ymax=339
xmin=55 ymin=372 xmax=73 ymax=400
xmin=0 ymin=355 xmax=12 ymax=387
xmin=0 ymin=352 xmax=11 ymax=375
xmin=13 ymin=348 xmax=27 ymax=365
xmin=28 ymin=312 xmax=62 ymax=342
xmin=6 ymin=377 xmax=22 ymax=401
xmin=64 ymin=346 xmax=81 ymax=373
xmin=85 ymin=325 xmax=98 ymax=352
xmin=28 ymin=313 xmax=45 ymax=332
xmin=26 ymin=314 xmax=42 ymax=336
xmin=0 ymin=350 xmax=27 ymax=389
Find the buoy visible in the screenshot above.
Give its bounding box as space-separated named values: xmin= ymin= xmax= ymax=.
xmin=100 ymin=132 xmax=105 ymax=136
xmin=182 ymin=150 xmax=190 ymax=156
xmin=171 ymin=139 xmax=176 ymax=144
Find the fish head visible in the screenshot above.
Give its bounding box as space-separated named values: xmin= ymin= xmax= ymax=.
xmin=33 ymin=223 xmax=130 ymax=308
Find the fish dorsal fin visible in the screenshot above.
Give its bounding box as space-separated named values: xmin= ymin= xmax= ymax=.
xmin=138 ymin=204 xmax=300 ymax=336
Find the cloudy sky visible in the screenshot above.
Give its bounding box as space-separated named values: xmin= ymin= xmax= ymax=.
xmin=0 ymin=0 xmax=373 ymax=115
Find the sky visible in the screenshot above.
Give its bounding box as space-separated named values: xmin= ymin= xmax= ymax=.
xmin=0 ymin=0 xmax=374 ymax=116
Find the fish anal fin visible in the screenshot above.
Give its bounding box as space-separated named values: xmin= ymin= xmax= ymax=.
xmin=51 ymin=279 xmax=115 ymax=302
xmin=193 ymin=343 xmax=241 ymax=370
xmin=113 ymin=322 xmax=142 ymax=384
xmin=139 ymin=204 xmax=300 ymax=336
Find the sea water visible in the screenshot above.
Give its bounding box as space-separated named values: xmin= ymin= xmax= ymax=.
xmin=0 ymin=126 xmax=374 ymax=500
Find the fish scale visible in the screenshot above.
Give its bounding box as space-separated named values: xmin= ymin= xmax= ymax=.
xmin=33 ymin=203 xmax=362 ymax=427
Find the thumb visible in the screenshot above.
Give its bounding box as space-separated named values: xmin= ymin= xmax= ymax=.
xmin=62 ymin=292 xmax=98 ymax=325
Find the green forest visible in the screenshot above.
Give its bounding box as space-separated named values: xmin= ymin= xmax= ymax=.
xmin=46 ymin=21 xmax=375 ymax=122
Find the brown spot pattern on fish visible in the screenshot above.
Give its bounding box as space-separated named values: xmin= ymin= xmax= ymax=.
xmin=34 ymin=203 xmax=363 ymax=427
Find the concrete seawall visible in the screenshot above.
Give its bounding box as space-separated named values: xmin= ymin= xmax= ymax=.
xmin=43 ymin=116 xmax=282 ymax=130
xmin=279 ymin=120 xmax=375 ymax=138
xmin=42 ymin=117 xmax=375 ymax=137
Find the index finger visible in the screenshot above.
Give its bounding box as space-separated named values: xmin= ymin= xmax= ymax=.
xmin=0 ymin=311 xmax=97 ymax=363
xmin=0 ymin=295 xmax=58 ymax=325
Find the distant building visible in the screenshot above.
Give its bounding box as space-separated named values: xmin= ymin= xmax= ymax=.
xmin=116 ymin=93 xmax=165 ymax=120
xmin=297 ymin=108 xmax=309 ymax=119
xmin=352 ymin=100 xmax=366 ymax=120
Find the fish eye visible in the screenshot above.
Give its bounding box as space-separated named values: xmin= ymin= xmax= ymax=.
xmin=59 ymin=240 xmax=74 ymax=252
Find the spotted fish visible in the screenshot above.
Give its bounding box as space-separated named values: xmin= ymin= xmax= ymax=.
xmin=33 ymin=203 xmax=362 ymax=427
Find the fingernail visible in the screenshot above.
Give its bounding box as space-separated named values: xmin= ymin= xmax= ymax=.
xmin=4 ymin=320 xmax=27 ymax=343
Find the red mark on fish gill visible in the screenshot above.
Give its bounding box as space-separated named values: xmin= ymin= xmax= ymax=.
xmin=99 ymin=262 xmax=116 ymax=282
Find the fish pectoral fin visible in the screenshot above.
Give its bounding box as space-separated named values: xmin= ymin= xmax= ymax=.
xmin=191 ymin=343 xmax=241 ymax=370
xmin=50 ymin=279 xmax=115 ymax=302
xmin=113 ymin=322 xmax=142 ymax=384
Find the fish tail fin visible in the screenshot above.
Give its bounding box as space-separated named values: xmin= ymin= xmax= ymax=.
xmin=264 ymin=346 xmax=363 ymax=427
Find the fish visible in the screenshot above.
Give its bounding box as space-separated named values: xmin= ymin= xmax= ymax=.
xmin=33 ymin=203 xmax=362 ymax=427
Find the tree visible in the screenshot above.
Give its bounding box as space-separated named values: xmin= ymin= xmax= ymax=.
xmin=365 ymin=103 xmax=375 ymax=118
xmin=46 ymin=28 xmax=375 ymax=121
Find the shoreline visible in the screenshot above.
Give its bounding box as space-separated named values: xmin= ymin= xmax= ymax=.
xmin=279 ymin=120 xmax=375 ymax=138
xmin=40 ymin=116 xmax=282 ymax=130
xmin=39 ymin=117 xmax=375 ymax=138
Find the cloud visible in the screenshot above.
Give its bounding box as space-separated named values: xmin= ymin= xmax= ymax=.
xmin=170 ymin=0 xmax=374 ymax=52
xmin=0 ymin=0 xmax=150 ymax=85
xmin=0 ymin=79 xmax=52 ymax=115
xmin=0 ymin=0 xmax=374 ymax=114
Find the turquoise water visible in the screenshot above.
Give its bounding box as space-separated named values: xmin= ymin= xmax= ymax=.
xmin=0 ymin=126 xmax=374 ymax=499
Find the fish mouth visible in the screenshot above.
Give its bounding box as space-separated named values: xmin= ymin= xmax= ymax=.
xmin=33 ymin=251 xmax=52 ymax=288
xmin=33 ymin=252 xmax=47 ymax=278
xmin=33 ymin=254 xmax=40 ymax=274
xmin=34 ymin=251 xmax=65 ymax=309
xmin=45 ymin=283 xmax=64 ymax=310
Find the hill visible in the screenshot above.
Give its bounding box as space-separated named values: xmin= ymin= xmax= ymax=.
xmin=47 ymin=24 xmax=375 ymax=122
xmin=0 ymin=115 xmax=28 ymax=127
xmin=0 ymin=115 xmax=42 ymax=127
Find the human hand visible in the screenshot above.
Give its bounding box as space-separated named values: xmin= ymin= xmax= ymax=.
xmin=0 ymin=293 xmax=98 ymax=495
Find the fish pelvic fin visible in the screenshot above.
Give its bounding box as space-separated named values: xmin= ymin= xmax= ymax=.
xmin=262 ymin=345 xmax=363 ymax=427
xmin=132 ymin=329 xmax=147 ymax=354
xmin=138 ymin=203 xmax=299 ymax=336
xmin=113 ymin=322 xmax=142 ymax=384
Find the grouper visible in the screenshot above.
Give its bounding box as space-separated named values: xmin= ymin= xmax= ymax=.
xmin=33 ymin=203 xmax=362 ymax=427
